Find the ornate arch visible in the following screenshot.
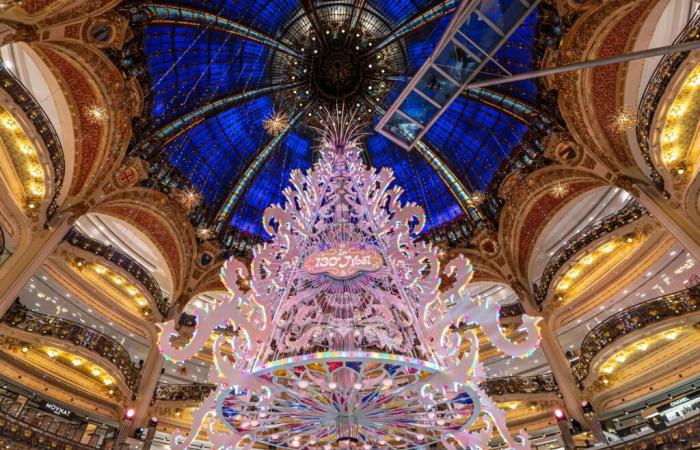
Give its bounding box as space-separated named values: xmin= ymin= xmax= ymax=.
xmin=30 ymin=40 xmax=136 ymax=205
xmin=498 ymin=166 xmax=608 ymax=282
xmin=93 ymin=188 xmax=197 ymax=298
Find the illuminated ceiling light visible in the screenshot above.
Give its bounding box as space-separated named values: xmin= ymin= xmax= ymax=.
xmin=669 ymin=103 xmax=687 ymax=118
xmin=602 ymin=366 xmax=614 ymax=374
xmin=103 ymin=378 xmax=114 ymax=386
xmin=91 ymin=368 xmax=101 ymax=377
xmin=601 ymin=242 xmax=616 ymax=254
xmin=20 ymin=345 xmax=29 ymax=353
xmin=636 ymin=342 xmax=648 ymax=351
xmin=137 ymin=298 xmax=147 ymax=307
xmin=71 ymin=359 xmax=82 ymax=366
xmin=1 ymin=114 xmax=17 ymax=130
xmin=550 ymin=182 xmax=569 ymax=199
xmin=85 ymin=104 xmax=108 ymax=124
xmin=610 ymin=105 xmax=638 ymax=134
xmin=29 ymin=183 xmax=44 ymax=197
xmin=615 ymin=355 xmax=626 ymax=363
xmin=93 ymin=265 xmax=106 ymax=275
xmin=27 ymin=163 xmax=42 ymax=178
xmin=688 ymin=73 xmax=700 ymax=88
xmin=174 ymin=187 xmax=203 ymax=212
xmin=582 ymin=255 xmax=593 ymax=265
xmin=46 ymin=349 xmax=58 ymax=358
xmin=18 ymin=141 xmax=32 ymax=155
xmin=665 ymin=331 xmax=678 ymax=340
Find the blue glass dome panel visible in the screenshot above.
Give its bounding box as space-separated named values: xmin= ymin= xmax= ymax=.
xmin=364 ymin=134 xmax=462 ymax=230
xmin=144 ymin=25 xmax=272 ymax=125
xmin=165 ymin=96 xmax=274 ymax=206
xmin=167 ymin=0 xmax=301 ymax=37
xmin=426 ymin=97 xmax=528 ymax=191
xmin=231 ymin=131 xmax=313 ymax=237
xmin=473 ymin=9 xmax=539 ymax=103
xmin=366 ymin=0 xmax=450 ymax=29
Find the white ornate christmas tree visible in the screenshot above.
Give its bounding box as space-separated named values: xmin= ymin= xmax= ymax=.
xmin=158 ymin=109 xmax=543 ymax=450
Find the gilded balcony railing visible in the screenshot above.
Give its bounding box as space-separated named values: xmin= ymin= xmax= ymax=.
xmin=569 ymin=287 xmax=700 ymax=385
xmin=1 ymin=301 xmax=142 ymax=392
xmin=0 ymin=65 xmax=65 ymax=220
xmin=637 ymin=9 xmax=700 ymax=192
xmin=481 ymin=372 xmax=559 ymax=397
xmin=499 ymin=302 xmax=525 ymax=318
xmin=153 ymin=382 xmax=215 ymax=403
xmin=533 ymin=201 xmax=647 ymax=308
xmin=64 ymin=228 xmax=169 ymax=316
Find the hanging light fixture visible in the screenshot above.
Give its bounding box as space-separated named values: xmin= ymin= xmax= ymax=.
xmin=158 ymin=108 xmax=542 ymax=450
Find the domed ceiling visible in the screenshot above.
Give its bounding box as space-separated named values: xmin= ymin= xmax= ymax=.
xmin=125 ymin=0 xmax=559 ymax=249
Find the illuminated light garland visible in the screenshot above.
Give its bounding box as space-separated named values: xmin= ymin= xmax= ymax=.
xmin=158 ymin=109 xmax=541 ymax=450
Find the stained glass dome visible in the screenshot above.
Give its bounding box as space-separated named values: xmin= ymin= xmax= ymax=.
xmin=126 ymin=0 xmax=557 ymax=244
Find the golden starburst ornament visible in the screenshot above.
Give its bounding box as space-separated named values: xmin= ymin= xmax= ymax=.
xmin=263 ymin=111 xmax=289 ymax=136
xmin=611 ymin=106 xmax=638 ymax=134
xmin=175 ymin=188 xmax=203 ymax=212
xmin=550 ymin=182 xmax=569 ymax=199
xmin=470 ymin=190 xmax=485 ymax=206
xmin=85 ymin=103 xmax=108 ymax=124
xmin=196 ymin=227 xmax=214 ymax=240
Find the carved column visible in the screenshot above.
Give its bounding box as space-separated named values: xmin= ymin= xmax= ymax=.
xmin=635 ymin=182 xmax=700 ymax=262
xmin=0 ymin=212 xmax=73 ymax=314
xmin=515 ymin=284 xmax=588 ymax=425
xmin=130 ymin=342 xmax=165 ymax=435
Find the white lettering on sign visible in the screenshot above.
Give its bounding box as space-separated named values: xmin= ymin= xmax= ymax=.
xmin=669 ymin=397 xmax=690 ymax=408
xmin=43 ymin=402 xmax=72 ymax=418
xmin=304 ymin=244 xmax=383 ymax=280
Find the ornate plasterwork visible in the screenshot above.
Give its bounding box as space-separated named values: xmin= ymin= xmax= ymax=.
xmin=554 ymin=0 xmax=656 ymax=174
xmin=36 ymin=40 xmax=136 ymax=201
xmin=32 ymin=45 xmax=104 ymax=199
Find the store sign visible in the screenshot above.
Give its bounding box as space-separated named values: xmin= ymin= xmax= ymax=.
xmin=657 ymin=389 xmax=700 ymax=413
xmin=39 ymin=400 xmax=75 ymax=420
xmin=304 ymin=245 xmax=383 ymax=280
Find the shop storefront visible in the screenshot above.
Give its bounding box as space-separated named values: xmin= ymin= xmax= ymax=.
xmin=0 ymin=381 xmax=117 ymax=448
